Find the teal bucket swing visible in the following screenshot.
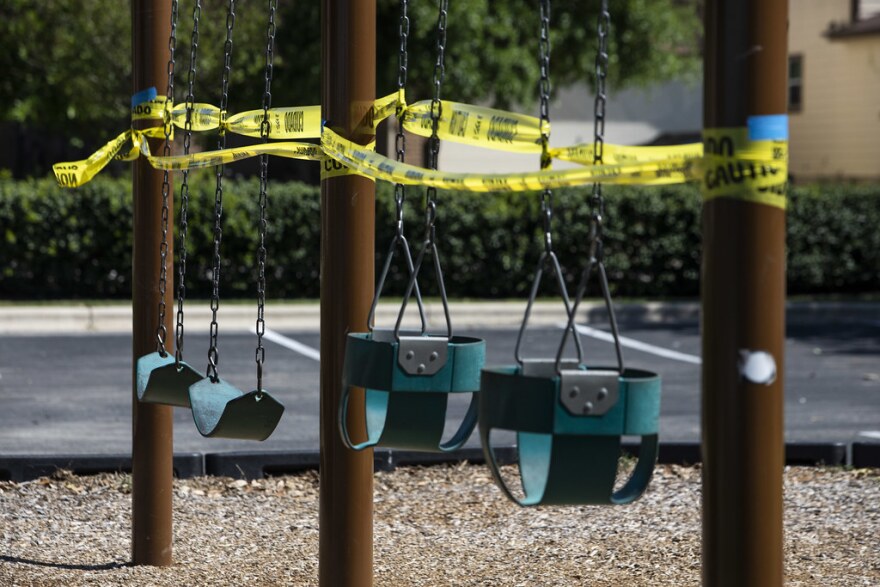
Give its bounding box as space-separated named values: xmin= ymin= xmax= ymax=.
xmin=478 ymin=252 xmax=661 ymax=505
xmin=340 ymin=0 xmax=484 ymax=453
xmin=478 ymin=0 xmax=660 ymax=506
xmin=339 ymin=203 xmax=486 ymax=452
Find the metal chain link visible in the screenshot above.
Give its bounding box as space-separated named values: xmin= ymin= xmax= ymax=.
xmin=394 ymin=0 xmax=452 ymax=339
xmin=175 ymin=0 xmax=201 ymax=366
xmin=374 ymin=0 xmax=427 ymax=337
xmin=425 ymin=0 xmax=448 ymax=246
xmin=155 ymin=0 xmax=179 ymax=356
xmin=255 ymin=0 xmax=277 ymax=394
xmin=207 ymin=0 xmax=236 ymax=382
xmin=555 ymin=0 xmax=623 ymax=373
xmin=539 ymin=0 xmax=554 ymax=253
xmin=393 ymin=0 xmax=410 ymax=237
xmin=590 ymin=0 xmax=610 ymax=262
xmin=515 ymin=0 xmax=583 ymax=366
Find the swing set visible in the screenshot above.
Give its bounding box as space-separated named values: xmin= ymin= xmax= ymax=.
xmin=55 ymin=0 xmax=789 ymax=582
xmin=95 ymin=0 xmax=667 ymax=501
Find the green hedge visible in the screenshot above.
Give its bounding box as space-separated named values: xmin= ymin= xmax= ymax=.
xmin=1 ymin=175 xmax=878 ymax=299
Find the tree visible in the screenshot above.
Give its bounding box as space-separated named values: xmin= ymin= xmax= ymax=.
xmin=0 ymin=0 xmax=700 ymax=174
xmin=376 ymin=0 xmax=701 ymax=110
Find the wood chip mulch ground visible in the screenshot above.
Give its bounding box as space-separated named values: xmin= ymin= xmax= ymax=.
xmin=1 ymin=463 xmax=878 ymax=586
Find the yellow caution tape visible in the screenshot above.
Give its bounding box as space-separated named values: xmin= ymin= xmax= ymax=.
xmin=162 ymin=93 xmax=400 ymax=139
xmin=131 ymin=131 xmax=323 ymax=170
xmin=169 ymin=103 xmax=224 ymax=132
xmin=402 ymin=100 xmax=546 ymax=154
xmin=165 ymin=103 xmax=323 ymax=138
xmin=131 ymin=97 xmax=168 ymax=122
xmin=227 ymin=106 xmax=322 ymax=139
xmin=372 ymin=92 xmax=400 ymax=131
xmin=322 ymin=126 xmax=710 ymax=191
xmin=55 ymin=90 xmax=786 ymax=198
xmin=551 ymin=142 xmax=704 ymax=167
xmin=52 ymin=127 xmax=165 ymax=187
xmin=702 ymin=128 xmax=787 ymax=209
xmin=53 ymin=94 xmax=401 ymax=187
xmin=320 ymin=154 xmax=373 ymax=181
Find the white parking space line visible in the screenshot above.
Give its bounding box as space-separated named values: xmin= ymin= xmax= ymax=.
xmin=258 ymin=327 xmax=321 ymax=362
xmin=858 ymin=431 xmax=880 ymax=440
xmin=569 ymin=323 xmax=703 ymax=365
xmin=258 ymin=322 xmax=702 ymax=366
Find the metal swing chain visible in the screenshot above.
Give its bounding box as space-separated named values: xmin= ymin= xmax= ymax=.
xmin=556 ymin=0 xmax=624 ymax=373
xmin=425 ymin=0 xmax=447 ymax=244
xmin=426 ymin=0 xmax=453 ymax=337
xmin=155 ymin=0 xmax=179 ymax=356
xmin=538 ymin=0 xmax=553 ymax=253
xmin=516 ymin=0 xmax=584 ymax=367
xmin=254 ymin=0 xmax=277 ymax=395
xmin=207 ymin=0 xmax=236 ymax=383
xmin=590 ymin=1 xmax=610 ymax=263
xmin=393 ymin=0 xmax=409 ymax=236
xmin=394 ymin=0 xmax=451 ymax=339
xmin=590 ymin=0 xmax=624 ymax=371
xmin=375 ymin=0 xmax=428 ymax=336
xmin=175 ymin=0 xmax=201 ymax=367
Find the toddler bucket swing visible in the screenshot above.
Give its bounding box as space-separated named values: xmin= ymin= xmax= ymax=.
xmin=479 ymin=0 xmax=661 ymax=506
xmin=339 ymin=0 xmax=485 ymax=453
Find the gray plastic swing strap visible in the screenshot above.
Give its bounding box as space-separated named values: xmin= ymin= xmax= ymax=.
xmin=188 ymin=377 xmax=284 ymax=441
xmin=339 ymin=333 xmax=484 ymax=452
xmin=136 ymin=351 xmax=202 ymax=408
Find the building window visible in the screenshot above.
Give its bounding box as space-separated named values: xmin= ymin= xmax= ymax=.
xmin=788 ymin=55 xmax=803 ymax=112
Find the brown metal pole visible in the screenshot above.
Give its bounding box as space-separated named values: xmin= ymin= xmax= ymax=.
xmin=702 ymin=0 xmax=788 ymax=585
xmin=131 ymin=0 xmax=174 ymax=567
xmin=319 ymin=1 xmax=376 ymax=586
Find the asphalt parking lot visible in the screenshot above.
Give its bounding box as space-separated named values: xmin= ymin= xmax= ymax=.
xmin=1 ymin=311 xmax=878 ymax=455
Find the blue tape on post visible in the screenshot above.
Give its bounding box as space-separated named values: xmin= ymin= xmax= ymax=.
xmin=747 ymin=114 xmax=788 ymax=141
xmin=131 ymin=87 xmax=158 ymax=108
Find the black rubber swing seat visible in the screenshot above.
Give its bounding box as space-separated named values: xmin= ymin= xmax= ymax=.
xmin=136 ymin=351 xmax=203 ymax=407
xmin=339 ymin=330 xmax=486 ymax=452
xmin=188 ymin=377 xmax=284 ymax=441
xmin=479 ymin=362 xmax=661 ymax=506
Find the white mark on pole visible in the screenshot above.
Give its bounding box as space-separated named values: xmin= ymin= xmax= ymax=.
xmin=257 ymin=327 xmax=321 ymax=362
xmin=858 ymin=431 xmax=880 ymax=440
xmin=569 ymin=323 xmax=702 ymax=365
xmin=738 ymin=349 xmax=777 ymax=385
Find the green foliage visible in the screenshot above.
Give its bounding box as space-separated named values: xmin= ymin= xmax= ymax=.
xmin=0 ymin=174 xmax=322 ymax=300
xmin=377 ymin=0 xmax=703 ymax=110
xmin=1 ymin=1 xmax=701 ymax=161
xmin=0 ymin=176 xmax=133 ymax=298
xmin=787 ymin=184 xmax=880 ymax=294
xmin=2 ymin=177 xmax=878 ymax=301
xmin=1 ymin=0 xmax=131 ymax=148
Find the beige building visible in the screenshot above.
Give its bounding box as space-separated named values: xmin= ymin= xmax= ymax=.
xmin=425 ymin=1 xmax=880 ymax=181
xmin=788 ymin=0 xmax=880 ymax=180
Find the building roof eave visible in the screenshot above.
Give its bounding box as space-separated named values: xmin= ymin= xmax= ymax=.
xmin=824 ymin=14 xmax=880 ymax=39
